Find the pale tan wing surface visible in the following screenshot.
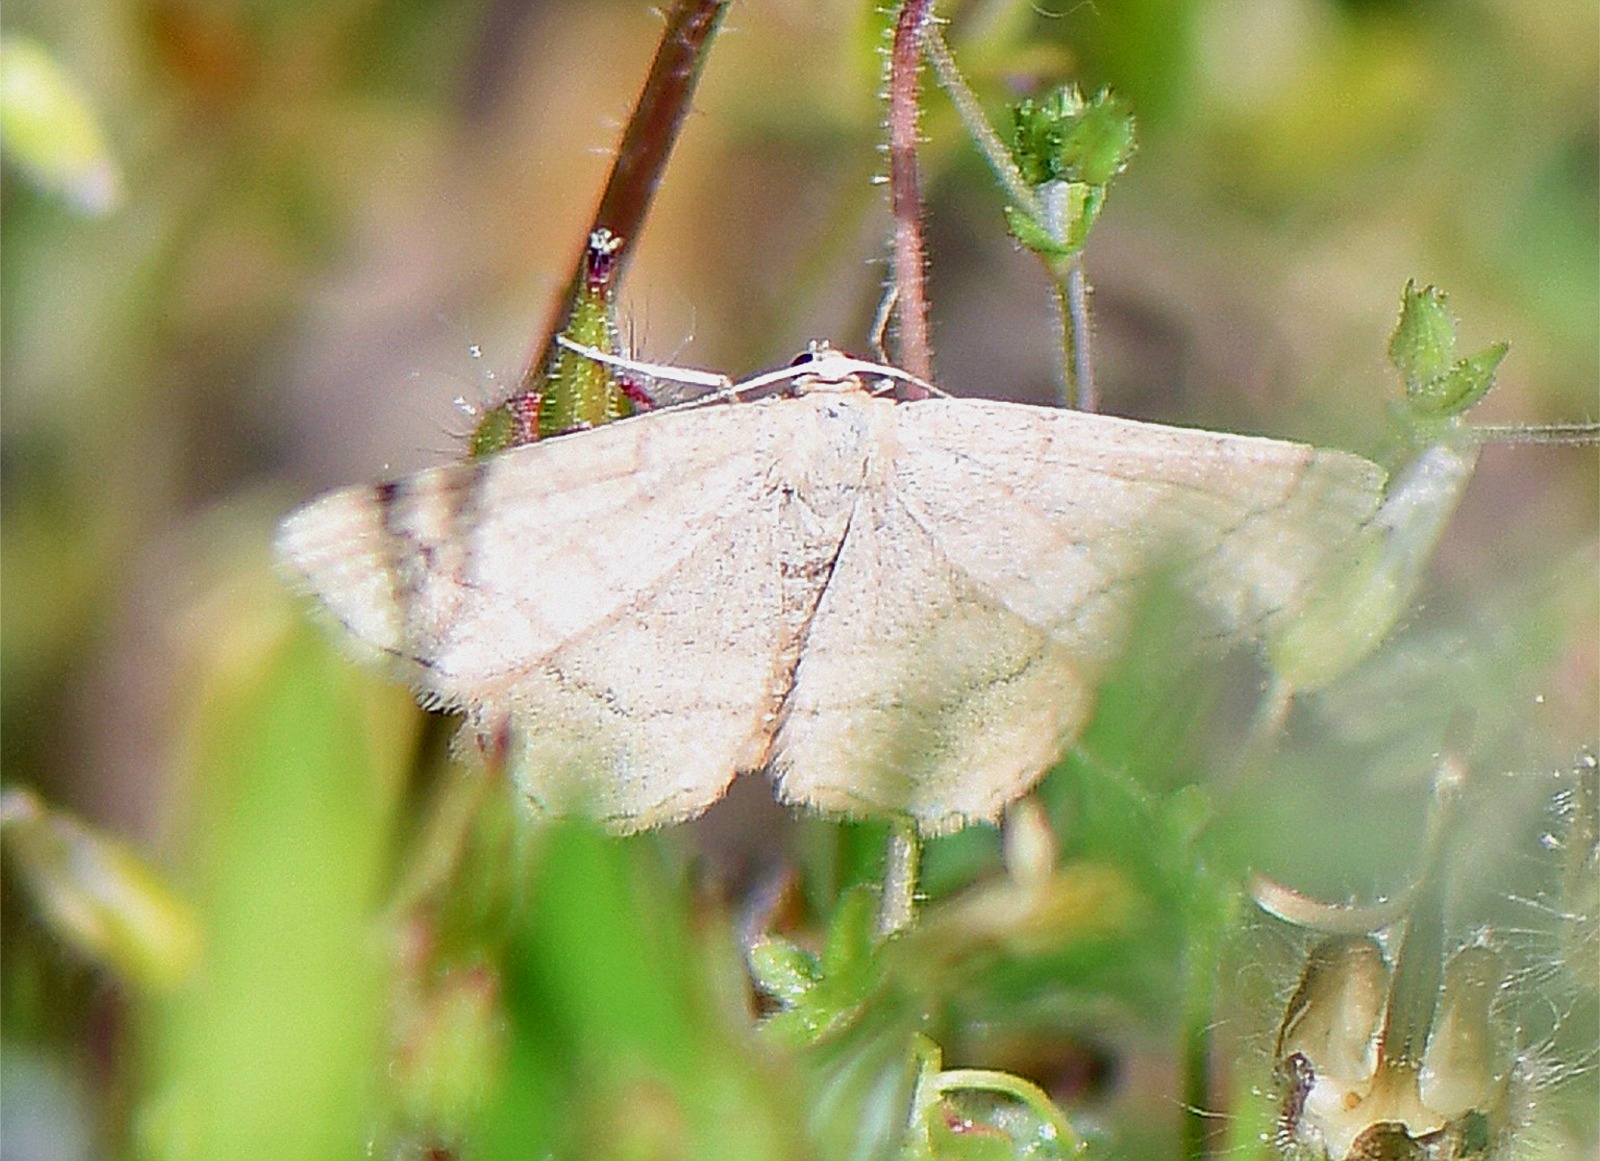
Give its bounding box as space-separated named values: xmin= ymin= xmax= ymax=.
xmin=892 ymin=398 xmax=1386 ymax=649
xmin=774 ymin=397 xmax=1385 ymax=834
xmin=275 ymin=397 xmax=838 ymax=830
xmin=278 ymin=385 xmax=1387 ymax=834
xmin=771 ymin=473 xmax=1096 ymax=834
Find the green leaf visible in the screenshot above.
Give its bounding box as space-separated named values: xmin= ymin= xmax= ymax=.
xmin=802 ymin=1018 xmax=922 ymax=1160
xmin=821 ymin=883 xmax=880 ymax=979
xmin=1004 ymin=204 xmax=1075 ymax=259
xmin=1010 ymin=86 xmax=1135 ymax=188
xmin=1059 ymin=92 xmax=1137 ymax=186
xmin=139 ymin=611 xmax=416 ymax=1161
xmin=1409 ymin=343 xmax=1507 ymax=420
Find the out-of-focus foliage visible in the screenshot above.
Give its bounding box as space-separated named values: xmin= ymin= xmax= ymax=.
xmin=2 ymin=1 xmax=1593 ymax=1158
xmin=1 ymin=787 xmax=200 ymax=990
xmin=0 ymin=36 xmax=120 ymax=211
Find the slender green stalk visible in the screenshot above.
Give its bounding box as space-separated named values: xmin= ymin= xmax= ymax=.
xmin=878 ymin=817 xmax=922 ymax=937
xmin=923 ymin=29 xmax=1040 ymax=216
xmin=924 ymin=27 xmax=1097 ymax=409
xmin=1470 ymin=421 xmax=1600 ymax=444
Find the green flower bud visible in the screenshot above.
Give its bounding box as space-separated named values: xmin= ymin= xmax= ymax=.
xmin=1388 ymin=281 xmax=1457 ymax=388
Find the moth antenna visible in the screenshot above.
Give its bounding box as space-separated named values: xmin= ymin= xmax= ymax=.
xmin=870 ymin=283 xmax=898 ymax=363
xmin=553 ymin=335 xmax=731 ymax=392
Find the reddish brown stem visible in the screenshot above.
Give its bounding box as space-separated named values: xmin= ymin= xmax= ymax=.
xmin=517 ymin=0 xmax=731 ymax=395
xmin=886 ymin=0 xmax=934 ymax=392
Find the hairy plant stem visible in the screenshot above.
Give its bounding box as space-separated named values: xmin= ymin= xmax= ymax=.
xmin=517 ymin=0 xmax=730 ymax=397
xmin=879 ymin=817 xmax=922 ymax=938
xmin=885 ymin=0 xmax=936 ymax=391
xmin=1062 ymin=260 xmax=1096 ymax=411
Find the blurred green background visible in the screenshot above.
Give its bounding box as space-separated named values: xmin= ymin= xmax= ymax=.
xmin=2 ymin=1 xmax=1595 ymax=1158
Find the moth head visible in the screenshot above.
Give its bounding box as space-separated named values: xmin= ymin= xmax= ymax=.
xmin=778 ymin=343 xmax=937 ymax=400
